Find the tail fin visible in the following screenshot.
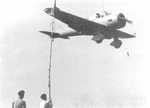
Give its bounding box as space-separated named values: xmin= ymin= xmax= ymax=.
xmin=54 ymin=0 xmax=56 ymax=9
xmin=51 ymin=0 xmax=56 ymax=16
xmin=44 ymin=0 xmax=58 ymax=16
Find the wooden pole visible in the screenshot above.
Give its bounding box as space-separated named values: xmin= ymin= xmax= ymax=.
xmin=48 ymin=21 xmax=54 ymax=102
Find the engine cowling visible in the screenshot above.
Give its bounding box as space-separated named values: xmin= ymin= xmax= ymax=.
xmin=116 ymin=13 xmax=127 ymax=28
xmin=90 ymin=12 xmax=132 ymax=29
xmin=105 ymin=13 xmax=126 ymax=29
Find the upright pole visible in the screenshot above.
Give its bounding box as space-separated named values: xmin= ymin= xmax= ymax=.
xmin=48 ymin=19 xmax=54 ymax=103
xmin=48 ymin=0 xmax=55 ymax=105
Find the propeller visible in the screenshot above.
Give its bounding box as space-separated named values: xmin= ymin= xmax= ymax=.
xmin=118 ymin=13 xmax=133 ymax=24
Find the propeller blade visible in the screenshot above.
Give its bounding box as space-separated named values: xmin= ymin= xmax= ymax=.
xmin=125 ymin=19 xmax=133 ymax=24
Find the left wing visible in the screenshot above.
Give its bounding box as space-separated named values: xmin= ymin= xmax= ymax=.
xmin=44 ymin=7 xmax=106 ymax=35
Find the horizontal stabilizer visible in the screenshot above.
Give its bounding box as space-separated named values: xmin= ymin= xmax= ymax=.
xmin=39 ymin=31 xmax=69 ymax=39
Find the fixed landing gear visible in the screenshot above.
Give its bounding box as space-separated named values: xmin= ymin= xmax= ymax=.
xmin=96 ymin=39 xmax=103 ymax=43
xmin=110 ymin=39 xmax=122 ymax=48
xmin=92 ymin=34 xmax=104 ymax=44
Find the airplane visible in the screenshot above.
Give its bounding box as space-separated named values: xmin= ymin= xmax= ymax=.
xmin=40 ymin=0 xmax=135 ymax=48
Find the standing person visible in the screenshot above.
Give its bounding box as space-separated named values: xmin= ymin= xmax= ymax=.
xmin=40 ymin=93 xmax=47 ymax=108
xmin=12 ymin=90 xmax=26 ymax=108
xmin=40 ymin=93 xmax=53 ymax=108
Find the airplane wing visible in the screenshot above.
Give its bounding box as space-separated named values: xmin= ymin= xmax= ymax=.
xmin=44 ymin=7 xmax=106 ymax=35
xmin=39 ymin=30 xmax=82 ymax=39
xmin=114 ymin=30 xmax=135 ymax=39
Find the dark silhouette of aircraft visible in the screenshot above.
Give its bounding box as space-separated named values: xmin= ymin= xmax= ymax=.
xmin=40 ymin=0 xmax=135 ymax=48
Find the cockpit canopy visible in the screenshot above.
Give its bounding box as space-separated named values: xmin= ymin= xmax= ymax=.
xmin=95 ymin=11 xmax=111 ymax=19
xmin=96 ymin=13 xmax=104 ymax=18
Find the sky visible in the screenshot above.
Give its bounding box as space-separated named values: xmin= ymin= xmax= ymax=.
xmin=0 ymin=0 xmax=150 ymax=108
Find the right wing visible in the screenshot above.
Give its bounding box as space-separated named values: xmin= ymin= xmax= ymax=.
xmin=102 ymin=29 xmax=135 ymax=39
xmin=115 ymin=30 xmax=135 ymax=39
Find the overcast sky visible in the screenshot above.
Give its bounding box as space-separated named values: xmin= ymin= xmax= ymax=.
xmin=0 ymin=0 xmax=150 ymax=108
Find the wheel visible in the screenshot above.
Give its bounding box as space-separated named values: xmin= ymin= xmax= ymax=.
xmin=110 ymin=39 xmax=122 ymax=48
xmin=96 ymin=39 xmax=103 ymax=43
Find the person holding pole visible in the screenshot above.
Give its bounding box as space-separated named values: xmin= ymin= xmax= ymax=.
xmin=40 ymin=93 xmax=53 ymax=108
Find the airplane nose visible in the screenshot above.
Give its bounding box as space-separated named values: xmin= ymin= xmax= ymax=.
xmin=118 ymin=13 xmax=132 ymax=24
xmin=118 ymin=13 xmax=125 ymax=20
xmin=116 ymin=13 xmax=127 ymax=27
